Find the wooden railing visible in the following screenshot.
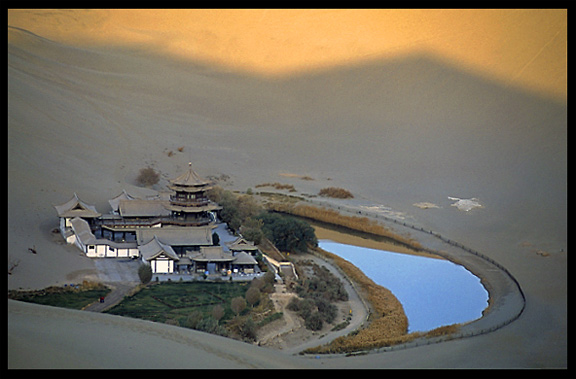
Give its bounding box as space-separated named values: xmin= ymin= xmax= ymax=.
xmin=96 ymin=216 xmax=212 ymax=229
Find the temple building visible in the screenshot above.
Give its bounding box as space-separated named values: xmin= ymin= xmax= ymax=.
xmin=54 ymin=163 xmax=258 ymax=275
xmin=54 ymin=193 xmax=101 ymax=242
xmin=167 ymin=162 xmax=221 ymax=226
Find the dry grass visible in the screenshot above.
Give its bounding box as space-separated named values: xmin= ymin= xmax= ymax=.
xmin=304 ymin=247 xmax=410 ymax=353
xmin=318 ymin=187 xmax=354 ymax=199
xmin=269 ymin=203 xmax=422 ymax=250
xmin=279 ymin=173 xmax=314 ymax=181
xmin=264 ymin=202 xmax=459 ymax=354
xmin=304 ymin=248 xmax=461 ymax=354
xmin=136 ymin=166 xmax=160 ymax=187
xmin=255 ymin=182 xmax=297 ymax=192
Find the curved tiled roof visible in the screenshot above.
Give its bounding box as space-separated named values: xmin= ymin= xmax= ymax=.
xmin=170 ymin=163 xmax=211 ymax=188
xmin=54 ymin=193 xmax=101 ymax=218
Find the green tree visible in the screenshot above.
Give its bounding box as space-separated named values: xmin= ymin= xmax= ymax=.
xmin=211 ymin=189 xmax=262 ymax=233
xmin=242 ymin=217 xmax=264 ymax=244
xmin=245 ymin=286 xmax=260 ymax=308
xmin=231 ymin=296 xmax=246 ymax=315
xmin=258 ymin=212 xmax=317 ymax=253
xmin=138 ymin=263 xmax=153 ymax=284
xmin=212 ymin=304 xmax=225 ymax=324
xmin=212 ymin=232 xmax=220 ymax=246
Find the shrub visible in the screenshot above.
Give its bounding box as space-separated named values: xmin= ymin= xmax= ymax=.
xmin=212 ymin=188 xmax=262 ymax=232
xmin=318 ymin=187 xmax=353 ymax=199
xmin=315 ymin=298 xmax=337 ymax=323
xmin=136 ymin=167 xmax=160 ymax=187
xmin=231 ymin=296 xmax=246 ymax=315
xmin=255 ymin=182 xmax=296 ymax=191
xmin=297 ymin=263 xmax=348 ymax=302
xmin=287 ymin=297 xmax=302 ymax=312
xmin=289 ymin=261 xmax=349 ymax=330
xmin=239 ymin=317 xmax=257 ymax=341
xmin=305 ymin=312 xmax=324 ymax=331
xmin=186 ymin=311 xmax=203 ymax=329
xmin=138 ymin=264 xmax=153 ymax=284
xmin=245 ymin=286 xmax=261 ymax=307
xmin=164 ymin=318 xmax=180 ymax=326
xmin=250 ymin=271 xmax=274 ymax=294
xmin=195 ymin=317 xmax=228 ymax=336
xmin=212 ymin=304 xmax=225 ymax=323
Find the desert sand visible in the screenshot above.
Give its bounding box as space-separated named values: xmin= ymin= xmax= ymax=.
xmin=8 ymin=10 xmax=566 ymax=368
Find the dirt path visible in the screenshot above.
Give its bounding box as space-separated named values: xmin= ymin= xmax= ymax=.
xmin=83 ymin=282 xmax=140 ymax=312
xmin=256 ymin=254 xmax=370 ymax=354
xmin=257 ymin=284 xmax=302 ymax=347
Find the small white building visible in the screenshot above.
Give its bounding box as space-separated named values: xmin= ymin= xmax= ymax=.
xmin=54 ymin=193 xmax=101 ymax=242
xmin=53 ymin=164 xmax=230 ymax=276
xmin=69 ymin=217 xmax=139 ymax=258
xmin=139 ymin=236 xmax=179 ymax=274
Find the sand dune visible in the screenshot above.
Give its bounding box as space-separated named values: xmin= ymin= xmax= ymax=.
xmin=7 ymin=9 xmax=566 ymax=100
xmin=8 ymin=10 xmax=566 ymax=368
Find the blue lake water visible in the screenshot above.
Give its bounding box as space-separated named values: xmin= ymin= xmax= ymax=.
xmin=319 ymin=240 xmax=489 ymax=332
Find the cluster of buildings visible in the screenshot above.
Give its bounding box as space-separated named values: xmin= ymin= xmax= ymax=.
xmin=54 ymin=164 xmax=260 ymax=275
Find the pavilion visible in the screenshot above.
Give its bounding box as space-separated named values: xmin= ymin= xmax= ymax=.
xmin=53 ymin=163 xmax=243 ymax=275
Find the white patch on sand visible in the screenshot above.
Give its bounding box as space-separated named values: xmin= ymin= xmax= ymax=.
xmin=448 ymin=197 xmax=483 ymax=212
xmin=359 ymin=204 xmax=407 ymax=220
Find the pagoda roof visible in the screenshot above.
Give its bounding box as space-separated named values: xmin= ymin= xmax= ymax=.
xmin=227 ymin=237 xmax=259 ymax=251
xmin=231 ymin=251 xmax=258 ymax=265
xmin=189 ymin=246 xmax=234 ymax=262
xmin=139 ymin=236 xmax=179 ymax=262
xmin=54 ymin=193 xmax=101 ymax=218
xmin=108 ymin=189 xmax=138 ymax=213
xmin=118 ymin=199 xmax=170 ymax=217
xmin=137 ymin=226 xmax=214 ymax=247
xmin=170 ymin=163 xmax=211 ymax=188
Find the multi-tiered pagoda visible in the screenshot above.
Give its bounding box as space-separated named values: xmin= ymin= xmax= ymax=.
xmin=167 ymin=163 xmax=221 ymax=226
xmin=53 ymin=163 xmax=262 ymax=275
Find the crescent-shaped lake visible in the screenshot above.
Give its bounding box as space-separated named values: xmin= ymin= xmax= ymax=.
xmin=318 ymin=240 xmax=489 ymax=332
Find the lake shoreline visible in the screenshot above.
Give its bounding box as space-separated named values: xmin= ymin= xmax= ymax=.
xmin=317 ymin=239 xmax=489 ymax=333
xmin=272 ymin=200 xmax=525 ymax=353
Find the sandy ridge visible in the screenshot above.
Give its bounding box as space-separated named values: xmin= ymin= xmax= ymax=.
xmin=8 ymin=12 xmax=566 ymax=367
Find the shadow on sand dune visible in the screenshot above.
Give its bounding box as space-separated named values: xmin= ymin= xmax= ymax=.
xmin=8 ymin=26 xmax=566 ymax=367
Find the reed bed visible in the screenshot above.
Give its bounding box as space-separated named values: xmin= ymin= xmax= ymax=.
xmin=304 ymin=247 xmax=410 ymax=354
xmin=255 ymin=182 xmax=297 ymax=192
xmin=268 ymin=203 xmax=422 ymax=250
xmin=305 ymin=248 xmax=461 ymax=354
xmin=265 ymin=200 xmax=461 ymax=353
xmin=318 ymin=187 xmax=354 ymax=199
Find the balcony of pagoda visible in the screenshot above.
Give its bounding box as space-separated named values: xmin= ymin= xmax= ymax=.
xmin=169 ymin=195 xmax=210 ymax=207
xmin=95 ymin=216 xmax=213 ymax=230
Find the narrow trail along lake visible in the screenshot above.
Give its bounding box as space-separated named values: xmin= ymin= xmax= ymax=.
xmin=318 ymin=240 xmax=489 ymax=332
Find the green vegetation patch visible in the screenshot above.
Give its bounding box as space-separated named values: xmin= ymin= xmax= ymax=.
xmin=105 ymin=281 xmax=249 ymax=325
xmin=288 ymin=260 xmax=349 ymax=331
xmin=8 ymin=283 xmax=110 ymax=310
